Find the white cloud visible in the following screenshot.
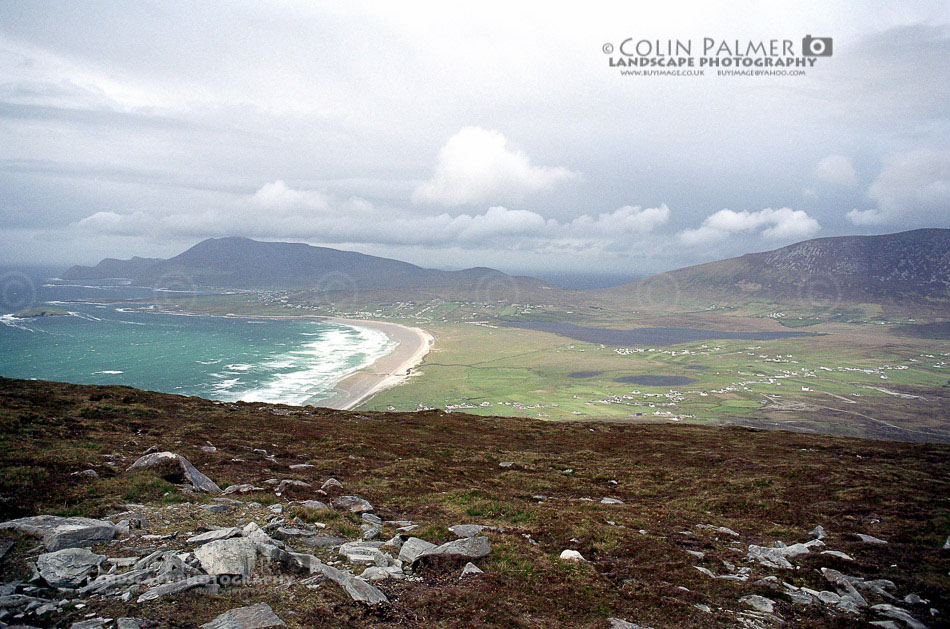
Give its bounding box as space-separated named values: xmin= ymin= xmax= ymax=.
xmin=72 ymin=181 xmax=670 ymax=252
xmin=815 ymin=154 xmax=857 ymax=186
xmin=679 ymin=208 xmax=821 ymax=244
xmin=860 ymin=148 xmax=950 ymax=224
xmin=251 ymin=180 xmax=329 ymax=213
xmin=846 ymin=209 xmax=888 ymax=225
xmin=412 ymin=127 xmax=577 ymax=206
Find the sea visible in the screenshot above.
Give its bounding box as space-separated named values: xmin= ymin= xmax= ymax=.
xmin=0 ymin=275 xmax=395 ymax=406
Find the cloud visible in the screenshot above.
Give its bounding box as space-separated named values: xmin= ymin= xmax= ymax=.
xmin=815 ymin=154 xmax=857 ymax=186
xmin=851 ymin=148 xmax=950 ymax=225
xmin=73 ymin=181 xmax=670 ymax=252
xmin=679 ymin=208 xmax=821 ymax=244
xmin=845 ymin=209 xmax=888 ymax=226
xmin=251 ymin=180 xmax=329 ymax=213
xmin=412 ymin=127 xmax=577 ymax=206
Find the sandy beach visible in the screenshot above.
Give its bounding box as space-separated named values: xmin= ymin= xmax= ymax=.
xmin=322 ymin=318 xmax=433 ymax=410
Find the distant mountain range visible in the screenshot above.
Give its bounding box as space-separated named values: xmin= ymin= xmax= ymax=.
xmin=608 ymin=228 xmax=949 ymax=306
xmin=64 ymin=229 xmax=948 ymax=307
xmin=63 ymin=237 xmax=546 ymax=294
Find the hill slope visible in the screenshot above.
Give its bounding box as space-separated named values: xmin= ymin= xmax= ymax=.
xmin=608 ymin=228 xmax=949 ymax=306
xmin=0 ymin=378 xmax=947 ymax=627
xmin=63 ymin=237 xmax=547 ymax=293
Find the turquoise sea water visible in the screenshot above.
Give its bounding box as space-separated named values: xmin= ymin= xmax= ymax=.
xmin=0 ymin=280 xmax=394 ymax=406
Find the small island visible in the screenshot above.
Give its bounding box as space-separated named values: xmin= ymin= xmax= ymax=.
xmin=12 ymin=307 xmax=69 ymax=319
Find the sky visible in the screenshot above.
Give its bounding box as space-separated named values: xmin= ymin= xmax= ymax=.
xmin=0 ymin=1 xmax=947 ymax=284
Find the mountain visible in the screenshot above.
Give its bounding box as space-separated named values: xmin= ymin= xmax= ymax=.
xmin=63 ymin=237 xmax=547 ymax=293
xmin=607 ymin=228 xmax=949 ymax=306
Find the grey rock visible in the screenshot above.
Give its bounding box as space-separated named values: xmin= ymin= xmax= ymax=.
xmin=194 ymin=537 xmax=257 ymax=576
xmin=810 ymin=525 xmax=827 ymax=539
xmin=361 ymin=513 xmax=383 ymax=526
xmin=414 ymin=536 xmax=490 ymax=566
xmin=201 ymin=504 xmax=231 ymax=514
xmin=128 ymin=451 xmax=221 ymax=493
xmin=607 ymin=619 xmax=652 ymax=629
xmin=187 ymin=527 xmax=243 ymax=544
xmin=136 ymin=575 xmax=217 ymax=602
xmin=361 ymin=565 xmax=404 ymax=580
xmin=71 ymin=619 xmax=110 ymax=628
xmin=856 ymin=533 xmax=888 ymax=544
xmin=0 ymin=515 xmax=115 ymax=551
xmin=297 ymin=500 xmax=329 ymax=510
xmin=943 ymin=535 xmax=949 ymax=550
xmin=222 ymin=484 xmax=264 ymax=495
xmin=398 ymin=537 xmax=436 ymax=564
xmin=309 ymin=561 xmax=388 ymax=605
xmin=36 ymin=547 xmax=106 ymax=588
xmin=361 ymin=525 xmax=380 ymax=540
xmin=289 ymin=463 xmax=314 ymax=470
xmin=117 ymin=618 xmax=154 ymax=629
xmin=275 ymin=479 xmax=310 ymax=494
xmin=460 ymin=562 xmax=483 ymax=577
xmin=321 ymin=478 xmax=343 ymax=490
xmin=498 ymin=462 xmax=514 ymax=468
xmin=739 ymin=595 xmax=775 ymax=613
xmin=0 ymin=539 xmax=13 ymax=562
xmin=820 ymin=550 xmax=853 ymax=561
xmin=747 ymin=540 xmax=822 ymax=569
xmin=80 ymin=569 xmax=155 ymax=596
xmin=200 ymin=602 xmax=286 ymax=628
xmin=296 ymin=535 xmax=346 ymax=548
xmin=600 ymin=497 xmax=624 ymax=505
xmin=331 ymin=495 xmax=374 ymax=514
xmin=872 ymin=603 xmax=927 ymax=629
xmin=448 ymin=524 xmax=486 ymax=538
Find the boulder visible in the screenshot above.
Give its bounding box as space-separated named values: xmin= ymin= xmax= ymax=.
xmin=559 ymin=549 xmax=586 ymax=562
xmin=297 ymin=500 xmax=330 ymax=510
xmin=36 ymin=547 xmax=106 ymax=588
xmin=747 ymin=540 xmax=822 ymax=569
xmin=136 ymin=575 xmax=217 ymax=602
xmin=460 ymin=562 xmax=483 ymax=577
xmin=448 ymin=524 xmax=486 ymax=538
xmin=194 ymin=537 xmax=257 ymax=577
xmin=200 ymin=603 xmax=286 ymax=628
xmin=128 ymin=452 xmax=220 ymax=493
xmin=331 ymin=495 xmax=374 ymax=514
xmin=275 ymin=479 xmax=310 ymax=494
xmin=600 ymin=498 xmax=624 ymax=505
xmin=0 ymin=515 xmax=115 ymax=551
xmin=187 ymin=527 xmax=243 ymax=544
xmin=856 ymin=533 xmax=888 ymax=544
xmin=398 ymin=537 xmax=436 ymax=564
xmin=809 ymin=525 xmax=827 ymax=539
xmin=321 ymin=478 xmax=343 ymax=491
xmin=740 ymin=595 xmax=775 ymax=613
xmin=309 ymin=561 xmax=388 ymax=605
xmin=222 ymin=484 xmax=264 ymax=495
xmin=414 ymin=536 xmax=490 ymax=566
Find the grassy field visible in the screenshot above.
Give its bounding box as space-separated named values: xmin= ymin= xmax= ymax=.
xmin=363 ymin=319 xmax=949 ymax=442
xmin=0 ymin=378 xmax=947 ymax=627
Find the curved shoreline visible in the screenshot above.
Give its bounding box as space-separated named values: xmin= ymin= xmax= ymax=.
xmin=321 ymin=318 xmax=433 ymax=410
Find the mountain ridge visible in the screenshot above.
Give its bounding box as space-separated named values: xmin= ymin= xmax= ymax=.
xmin=605 ymin=228 xmax=949 ymax=306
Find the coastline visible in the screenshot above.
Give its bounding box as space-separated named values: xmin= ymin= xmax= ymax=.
xmin=322 ymin=318 xmax=433 ymax=410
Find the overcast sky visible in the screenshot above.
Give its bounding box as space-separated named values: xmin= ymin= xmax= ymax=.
xmin=0 ymin=1 xmax=947 ymax=281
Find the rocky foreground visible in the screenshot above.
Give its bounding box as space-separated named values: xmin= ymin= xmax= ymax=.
xmin=0 ymin=377 xmax=947 ymax=627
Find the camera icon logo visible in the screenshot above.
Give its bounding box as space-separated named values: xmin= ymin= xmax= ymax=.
xmin=802 ymin=35 xmax=833 ymax=57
